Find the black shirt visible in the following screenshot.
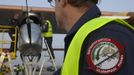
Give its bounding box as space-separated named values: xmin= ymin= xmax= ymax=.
xmin=8 ymin=18 xmax=20 ymax=27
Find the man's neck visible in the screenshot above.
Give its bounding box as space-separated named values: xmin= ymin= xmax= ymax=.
xmin=65 ymin=6 xmax=90 ymax=32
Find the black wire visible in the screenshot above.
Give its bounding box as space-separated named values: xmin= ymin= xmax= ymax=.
xmin=26 ymin=0 xmax=29 ymax=18
xmin=48 ymin=0 xmax=52 ymax=3
xmin=25 ymin=0 xmax=31 ymax=44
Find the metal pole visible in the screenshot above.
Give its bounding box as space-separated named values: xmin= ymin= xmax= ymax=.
xmin=44 ymin=39 xmax=57 ymax=71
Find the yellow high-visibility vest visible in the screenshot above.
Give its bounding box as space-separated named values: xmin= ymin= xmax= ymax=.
xmin=61 ymin=17 xmax=134 ymax=75
xmin=42 ymin=20 xmax=53 ymax=37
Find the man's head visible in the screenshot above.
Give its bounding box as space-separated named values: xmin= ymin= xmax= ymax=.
xmin=49 ymin=0 xmax=99 ymax=31
xmin=64 ymin=0 xmax=98 ymax=7
xmin=13 ymin=13 xmax=20 ymax=20
xmin=48 ymin=0 xmax=98 ymax=6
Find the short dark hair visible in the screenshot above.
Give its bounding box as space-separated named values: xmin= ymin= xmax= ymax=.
xmin=67 ymin=0 xmax=99 ymax=7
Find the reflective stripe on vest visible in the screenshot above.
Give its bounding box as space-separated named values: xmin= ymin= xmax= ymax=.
xmin=43 ymin=20 xmax=53 ymax=37
xmin=61 ymin=17 xmax=134 ymax=75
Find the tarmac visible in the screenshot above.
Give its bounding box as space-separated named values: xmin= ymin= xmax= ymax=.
xmin=2 ymin=51 xmax=63 ymax=75
xmin=5 ymin=70 xmax=55 ymax=75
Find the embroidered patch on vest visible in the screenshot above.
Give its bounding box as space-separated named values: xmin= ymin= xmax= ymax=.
xmin=86 ymin=38 xmax=124 ymax=74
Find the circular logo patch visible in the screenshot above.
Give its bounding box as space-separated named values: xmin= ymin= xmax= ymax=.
xmin=86 ymin=38 xmax=124 ymax=74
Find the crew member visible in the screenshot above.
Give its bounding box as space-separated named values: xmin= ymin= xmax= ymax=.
xmin=48 ymin=0 xmax=134 ymax=75
xmin=8 ymin=13 xmax=20 ymax=52
xmin=42 ymin=19 xmax=55 ymax=60
xmin=42 ymin=19 xmax=55 ymax=71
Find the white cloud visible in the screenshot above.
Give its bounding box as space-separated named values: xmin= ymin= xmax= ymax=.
xmin=98 ymin=0 xmax=134 ymax=12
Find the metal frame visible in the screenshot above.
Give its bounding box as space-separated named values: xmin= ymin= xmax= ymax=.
xmin=0 ymin=25 xmax=18 ymax=75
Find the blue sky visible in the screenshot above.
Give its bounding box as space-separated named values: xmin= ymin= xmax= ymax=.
xmin=0 ymin=0 xmax=51 ymax=7
xmin=0 ymin=0 xmax=134 ymax=12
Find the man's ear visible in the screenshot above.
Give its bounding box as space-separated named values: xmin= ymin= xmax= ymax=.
xmin=60 ymin=0 xmax=67 ymax=7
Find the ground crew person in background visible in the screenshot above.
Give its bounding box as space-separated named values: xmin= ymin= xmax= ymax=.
xmin=42 ymin=19 xmax=55 ymax=71
xmin=48 ymin=0 xmax=134 ymax=75
xmin=8 ymin=13 xmax=20 ymax=52
xmin=126 ymin=16 xmax=134 ymax=27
